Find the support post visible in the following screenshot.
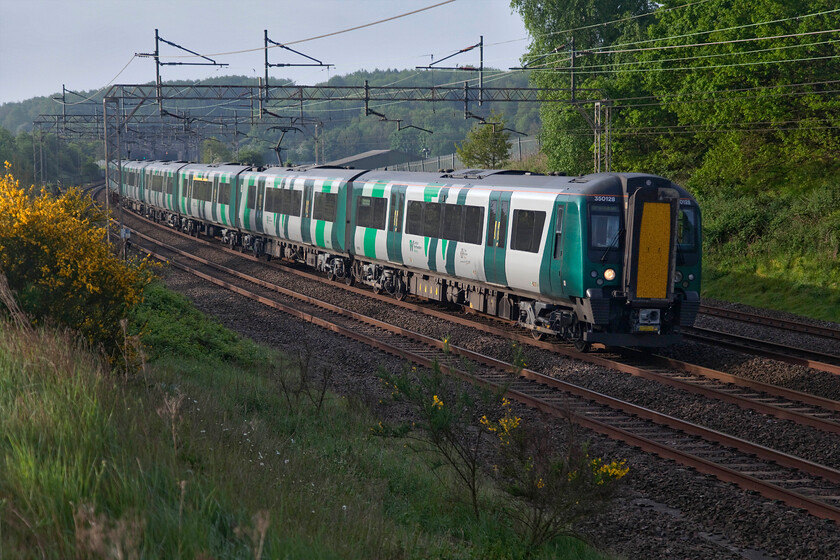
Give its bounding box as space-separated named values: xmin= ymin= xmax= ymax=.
xmin=479 ymin=36 xmax=484 ymax=107
xmin=594 ymin=101 xmax=601 ymax=173
xmin=104 ymin=97 xmax=122 ymax=244
xmin=155 ymin=29 xmax=162 ymax=115
xmin=263 ymin=30 xmax=269 ymax=117
xmin=570 ymin=36 xmax=576 ymax=103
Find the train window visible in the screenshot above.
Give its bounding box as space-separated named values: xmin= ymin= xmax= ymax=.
xmin=166 ymin=175 xmax=175 ymax=195
xmin=313 ymin=191 xmax=338 ymax=222
xmin=441 ymin=205 xmax=464 ymax=241
xmin=589 ymin=203 xmax=621 ymax=249
xmin=463 ymin=206 xmax=484 ymax=245
xmin=264 ymin=188 xmax=302 ymax=216
xmin=678 ymin=207 xmax=699 ymax=251
xmin=407 ymin=201 xmax=423 ymax=235
xmin=193 ymin=178 xmax=213 ymax=202
xmin=264 ymin=187 xmax=280 ymax=213
xmin=357 ymin=196 xmax=387 ymax=230
xmin=247 ymin=184 xmax=257 ymax=210
xmin=423 ymin=202 xmax=442 ymax=238
xmin=511 ymin=209 xmax=546 ymax=253
xmin=553 ymin=206 xmax=565 ymax=259
xmin=287 ymin=190 xmax=302 ymax=216
xmin=217 ymin=181 xmax=231 ymax=204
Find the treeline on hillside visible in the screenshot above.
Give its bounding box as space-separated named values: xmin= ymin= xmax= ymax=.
xmin=0 ymin=70 xmax=540 ymax=170
xmin=0 ymin=128 xmax=102 ymax=188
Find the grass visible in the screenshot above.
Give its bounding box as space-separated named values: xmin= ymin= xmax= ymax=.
xmin=702 ymin=265 xmax=840 ymax=323
xmin=0 ymin=281 xmax=612 ymax=559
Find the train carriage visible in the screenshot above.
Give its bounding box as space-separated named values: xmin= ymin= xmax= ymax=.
xmin=120 ymin=160 xmax=151 ymax=203
xmin=180 ymin=163 xmax=249 ymax=234
xmin=117 ymin=161 xmax=701 ymax=349
xmin=141 ymin=161 xmax=188 ymax=221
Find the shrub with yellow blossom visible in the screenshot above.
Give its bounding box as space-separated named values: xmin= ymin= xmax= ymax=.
xmin=489 ymin=415 xmax=629 ymax=551
xmin=376 ymin=358 xmax=505 ymax=519
xmin=479 ymin=398 xmax=521 ymax=446
xmin=0 ymin=163 xmax=153 ymax=363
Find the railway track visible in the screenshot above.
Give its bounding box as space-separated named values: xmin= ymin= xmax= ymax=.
xmin=699 ymin=304 xmax=840 ymax=343
xmin=683 ymin=325 xmax=840 ymax=376
xmin=120 ymin=210 xmax=840 ymax=439
xmin=124 ymin=218 xmax=840 ymax=524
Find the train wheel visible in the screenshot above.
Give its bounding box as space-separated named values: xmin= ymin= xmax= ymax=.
xmin=344 ymin=269 xmax=356 ymax=286
xmin=573 ymin=339 xmax=591 ymax=353
xmin=392 ymin=278 xmax=407 ymax=301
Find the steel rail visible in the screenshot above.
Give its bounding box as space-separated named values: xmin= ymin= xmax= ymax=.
xmin=699 ymin=304 xmax=840 ymax=342
xmin=684 ymin=326 xmax=840 ymax=376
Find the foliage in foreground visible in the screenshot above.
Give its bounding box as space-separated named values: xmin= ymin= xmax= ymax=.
xmin=0 ymin=283 xmax=610 ymax=559
xmin=378 ymin=343 xmax=628 ymax=553
xmin=0 ymin=164 xmax=153 ymax=360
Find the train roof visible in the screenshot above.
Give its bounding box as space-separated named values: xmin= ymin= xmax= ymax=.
xmin=180 ymin=162 xmax=252 ymax=174
xmin=117 ymin=160 xmax=696 ymax=201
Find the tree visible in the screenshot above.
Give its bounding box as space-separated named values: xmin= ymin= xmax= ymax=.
xmin=511 ymin=0 xmax=658 ymax=174
xmin=455 ymin=111 xmax=513 ymax=169
xmin=236 ymin=146 xmax=265 ymax=166
xmin=201 ymin=138 xmax=232 ymax=164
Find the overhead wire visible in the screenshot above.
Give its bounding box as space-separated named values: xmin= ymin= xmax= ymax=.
xmin=584 ymin=7 xmax=840 ymax=53
xmin=525 ymin=52 xmax=840 ymax=76
xmin=154 ymin=0 xmax=457 ymax=59
xmin=51 ymin=55 xmax=138 ymax=106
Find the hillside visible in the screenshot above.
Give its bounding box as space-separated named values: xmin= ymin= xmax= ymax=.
xmin=0 ymin=69 xmax=541 ymax=165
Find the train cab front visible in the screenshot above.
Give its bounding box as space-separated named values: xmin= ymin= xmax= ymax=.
xmin=579 ymin=175 xmax=701 ymax=348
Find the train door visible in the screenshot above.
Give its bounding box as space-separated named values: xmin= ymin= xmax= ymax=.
xmin=623 ymin=186 xmax=679 ymax=302
xmin=387 ymin=186 xmax=406 ymax=263
xmin=484 ymin=191 xmax=510 ymax=286
xmin=301 ymin=179 xmax=314 ymax=244
xmin=548 ymin=203 xmax=567 ymax=296
xmin=254 ymin=177 xmax=266 ymax=234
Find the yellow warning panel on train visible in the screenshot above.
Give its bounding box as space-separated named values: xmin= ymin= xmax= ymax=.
xmin=636 ymin=202 xmax=671 ymax=299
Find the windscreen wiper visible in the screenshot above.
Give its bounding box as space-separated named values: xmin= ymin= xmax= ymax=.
xmin=600 ymin=228 xmax=624 ymax=263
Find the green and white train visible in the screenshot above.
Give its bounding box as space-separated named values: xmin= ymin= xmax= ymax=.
xmin=116 ymin=161 xmax=701 ymax=350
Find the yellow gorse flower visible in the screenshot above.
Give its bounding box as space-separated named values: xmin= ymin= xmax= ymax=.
xmin=0 ymin=166 xmax=153 ymax=361
xmin=591 ymin=458 xmax=629 ymax=485
xmin=432 ymin=395 xmax=443 ymax=409
xmin=480 ymin=399 xmax=521 ymax=445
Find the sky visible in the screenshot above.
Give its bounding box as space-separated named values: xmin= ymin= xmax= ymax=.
xmin=0 ymin=0 xmax=531 ymax=105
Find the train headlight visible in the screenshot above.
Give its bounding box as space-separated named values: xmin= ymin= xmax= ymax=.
xmin=604 ymin=268 xmax=616 ymax=281
xmin=674 ymin=270 xmax=683 ymax=283
xmin=688 ymin=273 xmax=695 ymax=281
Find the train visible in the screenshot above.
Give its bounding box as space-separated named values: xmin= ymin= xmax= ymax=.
xmin=113 ymin=160 xmax=701 ymax=351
